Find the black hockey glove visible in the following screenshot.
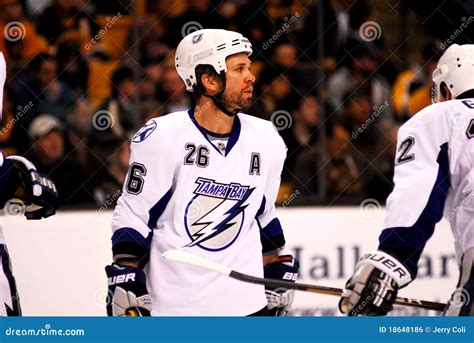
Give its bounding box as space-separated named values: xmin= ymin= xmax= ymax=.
xmin=105 ymin=264 xmax=152 ymax=316
xmin=264 ymin=255 xmax=299 ymax=316
xmin=4 ymin=156 xmax=59 ymax=220
xmin=339 ymin=251 xmax=412 ymax=316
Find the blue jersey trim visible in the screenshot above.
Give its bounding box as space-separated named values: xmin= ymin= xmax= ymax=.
xmin=112 ymin=227 xmax=152 ymax=251
xmin=260 ymin=218 xmax=285 ymax=253
xmin=148 ymin=187 xmax=173 ymax=229
xmin=255 ymin=196 xmax=266 ymax=218
xmin=378 ymin=142 xmax=450 ymax=278
xmin=260 ymin=218 xmax=284 ymax=238
xmin=187 ymin=108 xmax=241 ymax=157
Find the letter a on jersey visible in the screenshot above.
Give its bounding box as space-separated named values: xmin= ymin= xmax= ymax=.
xmin=249 ymin=153 xmax=260 ymax=175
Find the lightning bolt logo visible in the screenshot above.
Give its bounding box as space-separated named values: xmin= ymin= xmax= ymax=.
xmin=186 ymin=187 xmax=255 ymax=248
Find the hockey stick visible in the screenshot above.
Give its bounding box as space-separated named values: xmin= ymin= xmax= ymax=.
xmin=163 ymin=249 xmax=446 ymax=312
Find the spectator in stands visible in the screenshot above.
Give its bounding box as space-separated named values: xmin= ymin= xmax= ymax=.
xmin=88 ymin=133 xmax=130 ymax=208
xmin=8 ymin=53 xmax=76 ymax=153
xmin=364 ymin=123 xmax=398 ymax=203
xmin=392 ymin=42 xmax=441 ymax=122
xmin=0 ymin=0 xmax=47 ymax=71
xmin=36 ymin=0 xmax=98 ymax=44
xmin=339 ymin=89 xmax=395 ymax=202
xmin=280 ymin=95 xmax=322 ymax=185
xmin=340 ymin=89 xmax=380 ymax=157
xmin=96 ymin=66 xmax=139 ymax=137
xmin=139 ymin=99 xmax=164 ymax=124
xmin=249 ymin=71 xmax=296 ymax=121
xmin=164 ymin=0 xmax=227 ymax=48
xmin=233 ymin=1 xmax=295 ymax=61
xmin=300 ymin=0 xmax=374 ymax=66
xmin=328 ymin=43 xmax=392 ymax=122
xmin=65 ymin=98 xmax=93 ymax=166
xmin=258 ymin=41 xmax=310 ymax=93
xmin=293 ymin=120 xmax=365 ymax=204
xmin=27 ymin=114 xmax=91 ymax=205
xmin=56 ymin=37 xmax=90 ymax=96
xmin=157 ymin=66 xmax=191 ymax=114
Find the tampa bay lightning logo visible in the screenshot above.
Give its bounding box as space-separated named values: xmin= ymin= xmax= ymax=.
xmin=184 ymin=177 xmax=254 ymax=251
xmin=191 ymin=33 xmax=203 ymax=44
xmin=132 ymin=120 xmax=157 ymax=143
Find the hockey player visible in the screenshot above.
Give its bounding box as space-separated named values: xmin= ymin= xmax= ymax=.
xmin=0 ymin=52 xmax=59 ymax=315
xmin=339 ymin=44 xmax=474 ymax=316
xmin=105 ymin=29 xmax=299 ymax=316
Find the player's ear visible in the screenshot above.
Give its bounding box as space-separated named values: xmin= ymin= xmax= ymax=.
xmin=200 ymin=73 xmax=221 ymax=95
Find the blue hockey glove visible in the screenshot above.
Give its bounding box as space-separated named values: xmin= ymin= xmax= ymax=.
xmin=264 ymin=255 xmax=299 ymax=316
xmin=105 ymin=264 xmax=152 ymax=316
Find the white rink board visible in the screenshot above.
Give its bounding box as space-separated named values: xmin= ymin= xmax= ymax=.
xmin=1 ymin=207 xmax=458 ymax=316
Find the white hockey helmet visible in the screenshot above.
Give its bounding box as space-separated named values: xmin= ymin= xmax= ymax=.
xmin=175 ymin=29 xmax=253 ymax=91
xmin=432 ymin=44 xmax=474 ymax=103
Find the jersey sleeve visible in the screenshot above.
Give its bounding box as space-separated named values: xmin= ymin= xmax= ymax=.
xmin=256 ymin=131 xmax=286 ymax=254
xmin=0 ymin=152 xmax=21 ymax=207
xmin=378 ymin=105 xmax=450 ymax=278
xmin=111 ymin=122 xmax=175 ymax=262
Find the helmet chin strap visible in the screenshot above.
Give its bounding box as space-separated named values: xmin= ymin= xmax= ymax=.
xmin=200 ymin=75 xmax=241 ymax=117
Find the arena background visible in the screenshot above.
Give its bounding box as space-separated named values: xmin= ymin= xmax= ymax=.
xmin=0 ymin=0 xmax=472 ymax=315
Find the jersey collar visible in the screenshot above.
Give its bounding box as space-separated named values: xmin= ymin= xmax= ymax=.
xmin=187 ymin=108 xmax=241 ymax=157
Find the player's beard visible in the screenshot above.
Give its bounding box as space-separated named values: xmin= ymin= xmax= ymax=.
xmin=220 ymin=89 xmax=252 ymax=113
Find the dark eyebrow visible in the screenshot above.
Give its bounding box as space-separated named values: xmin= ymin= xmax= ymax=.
xmin=233 ymin=62 xmax=251 ymax=68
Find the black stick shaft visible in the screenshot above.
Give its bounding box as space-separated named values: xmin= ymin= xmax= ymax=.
xmin=229 ymin=271 xmax=446 ymax=312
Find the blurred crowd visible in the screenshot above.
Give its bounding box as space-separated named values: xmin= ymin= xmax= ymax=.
xmin=0 ymin=0 xmax=472 ymax=208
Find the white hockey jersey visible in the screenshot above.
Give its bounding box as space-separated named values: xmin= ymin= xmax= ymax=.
xmin=379 ymin=98 xmax=474 ymax=277
xmin=111 ymin=109 xmax=287 ymax=316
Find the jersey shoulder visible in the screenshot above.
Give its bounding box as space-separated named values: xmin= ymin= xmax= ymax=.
xmin=401 ymin=99 xmax=474 ymax=140
xmin=131 ymin=111 xmax=188 ymax=146
xmin=238 ymin=113 xmax=286 ymax=149
xmin=399 ymin=101 xmax=453 ymax=138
